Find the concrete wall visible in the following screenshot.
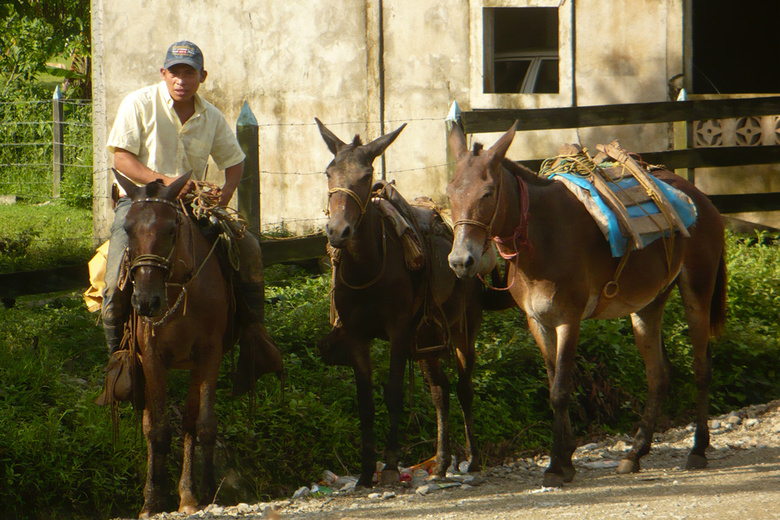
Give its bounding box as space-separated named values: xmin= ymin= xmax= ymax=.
xmin=92 ymin=0 xmax=776 ymax=240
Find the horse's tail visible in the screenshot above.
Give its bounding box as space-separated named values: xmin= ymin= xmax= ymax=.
xmin=709 ymin=251 xmax=727 ymax=338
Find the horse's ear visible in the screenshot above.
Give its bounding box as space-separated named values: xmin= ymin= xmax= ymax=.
xmin=364 ymin=123 xmax=406 ymax=161
xmin=448 ymin=123 xmax=468 ymax=160
xmin=488 ymin=121 xmax=517 ymax=165
xmin=315 ymin=118 xmax=346 ymax=156
xmin=164 ymin=171 xmax=192 ymax=200
xmin=113 ymin=169 xmax=139 ymax=199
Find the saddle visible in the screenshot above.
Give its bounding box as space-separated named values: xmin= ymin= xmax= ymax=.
xmin=540 ymin=141 xmax=698 ymax=258
xmin=372 ymin=180 xmax=458 ymax=360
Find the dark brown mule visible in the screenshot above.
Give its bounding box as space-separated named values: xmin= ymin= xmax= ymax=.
xmin=316 ymin=119 xmax=484 ymax=487
xmin=446 ymin=123 xmax=727 ymax=487
xmin=115 ymin=172 xmax=235 ymax=517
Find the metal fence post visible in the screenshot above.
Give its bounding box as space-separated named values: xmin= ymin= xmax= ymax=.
xmin=236 ymin=101 xmax=260 ymax=235
xmin=52 ymin=86 xmax=64 ymax=198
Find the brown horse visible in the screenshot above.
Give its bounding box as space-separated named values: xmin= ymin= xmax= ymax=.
xmin=446 ymin=123 xmax=727 ymax=487
xmin=315 ymin=118 xmax=485 ymax=487
xmin=114 ymin=172 xmax=234 ymax=517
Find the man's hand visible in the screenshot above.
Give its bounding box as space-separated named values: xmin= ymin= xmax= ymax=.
xmin=114 ymin=148 xmax=195 ymax=198
xmin=161 ymin=173 xmax=197 ymax=198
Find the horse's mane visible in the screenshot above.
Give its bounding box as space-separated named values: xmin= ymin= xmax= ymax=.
xmin=503 ymin=158 xmax=554 ymax=186
xmin=470 ymin=142 xmax=553 ymax=187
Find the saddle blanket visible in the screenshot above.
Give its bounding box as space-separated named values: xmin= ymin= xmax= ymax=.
xmin=548 ymin=172 xmax=698 ymax=257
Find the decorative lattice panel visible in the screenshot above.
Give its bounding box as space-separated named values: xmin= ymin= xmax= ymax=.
xmin=694 ymin=115 xmax=780 ymax=147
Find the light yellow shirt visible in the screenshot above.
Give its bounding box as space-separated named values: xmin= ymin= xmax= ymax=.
xmin=106 ymin=81 xmax=245 ymax=183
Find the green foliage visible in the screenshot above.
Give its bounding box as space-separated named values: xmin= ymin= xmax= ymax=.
xmin=1 ymin=1 xmax=91 ymax=98
xmin=0 ymin=1 xmax=93 ymax=207
xmin=0 ymin=202 xmax=93 ymax=273
xmin=0 ymin=96 xmax=92 ymax=207
xmin=0 ymin=296 xmax=143 ymax=519
xmin=0 ymin=232 xmax=777 ymax=518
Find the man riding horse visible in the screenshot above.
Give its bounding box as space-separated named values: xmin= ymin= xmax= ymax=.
xmin=103 ymin=41 xmax=281 ymax=394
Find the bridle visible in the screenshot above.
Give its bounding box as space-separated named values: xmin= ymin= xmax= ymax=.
xmin=326 ymin=186 xmax=371 ymax=227
xmin=452 ymin=166 xmax=531 ymax=260
xmin=125 ymin=197 xmax=221 ymax=326
xmin=325 ymin=182 xmax=388 ymax=290
xmin=127 ymin=197 xmax=181 ymax=279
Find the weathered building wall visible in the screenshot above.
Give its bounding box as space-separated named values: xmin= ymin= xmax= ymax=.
xmin=92 ymin=0 xmax=777 ymax=240
xmin=92 ymin=0 xmax=475 ymax=239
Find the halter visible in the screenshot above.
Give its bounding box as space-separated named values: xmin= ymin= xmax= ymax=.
xmin=326 ymin=184 xmax=389 ymax=290
xmin=128 ymin=198 xmax=181 ymax=278
xmin=453 ymin=167 xmax=531 ymax=260
xmin=326 ymin=186 xmax=372 ymax=228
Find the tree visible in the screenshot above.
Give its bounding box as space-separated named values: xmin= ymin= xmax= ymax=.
xmin=0 ymin=0 xmax=91 ymax=98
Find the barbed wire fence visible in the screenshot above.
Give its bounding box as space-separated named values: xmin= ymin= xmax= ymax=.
xmin=1 ymin=95 xmax=454 ymax=246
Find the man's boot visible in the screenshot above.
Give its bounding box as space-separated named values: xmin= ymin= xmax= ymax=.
xmin=232 ymin=281 xmax=283 ymax=396
xmin=103 ymin=315 xmax=125 ymax=356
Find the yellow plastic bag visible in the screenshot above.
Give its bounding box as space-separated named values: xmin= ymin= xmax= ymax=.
xmin=83 ymin=240 xmax=110 ymax=313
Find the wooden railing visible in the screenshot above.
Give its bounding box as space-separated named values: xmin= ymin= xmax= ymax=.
xmin=455 ymin=95 xmax=780 ymax=214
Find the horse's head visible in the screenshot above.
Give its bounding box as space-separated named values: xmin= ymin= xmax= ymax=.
xmin=446 ymin=122 xmax=516 ymax=278
xmin=114 ymin=170 xmax=191 ymax=317
xmin=315 ymin=118 xmax=406 ymax=248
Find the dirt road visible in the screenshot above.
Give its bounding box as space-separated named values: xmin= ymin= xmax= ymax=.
xmin=131 ymin=400 xmax=780 ymax=520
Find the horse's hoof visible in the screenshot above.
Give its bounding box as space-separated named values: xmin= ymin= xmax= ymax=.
xmin=562 ymin=466 xmax=576 ymax=483
xmin=379 ymin=469 xmax=400 ymax=486
xmin=542 ymin=472 xmax=565 ymax=488
xmin=617 ymin=459 xmax=640 ymax=474
xmin=685 ymin=454 xmax=708 ymax=470
xmin=178 ymin=504 xmax=199 ymax=515
xmin=356 ymin=476 xmax=373 ymax=489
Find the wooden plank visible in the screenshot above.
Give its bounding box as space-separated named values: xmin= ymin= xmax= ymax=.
xmin=519 ymin=146 xmax=780 ymax=173
xmin=260 ymin=234 xmax=328 ymax=267
xmin=0 ymin=264 xmax=89 ymax=299
xmin=631 ymin=214 xmax=675 ymax=235
xmin=613 ymin=185 xmax=653 ymax=207
xmin=708 ymin=193 xmax=780 ymax=214
xmin=460 ymin=96 xmax=780 ymax=134
xmin=639 ymin=146 xmax=780 ymax=170
xmin=598 ymin=142 xmax=690 ymax=237
xmin=590 ymin=174 xmax=644 ymax=248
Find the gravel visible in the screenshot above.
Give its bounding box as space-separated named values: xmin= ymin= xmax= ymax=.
xmin=117 ymin=399 xmax=780 ymax=520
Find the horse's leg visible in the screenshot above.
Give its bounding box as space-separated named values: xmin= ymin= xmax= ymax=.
xmin=528 ymin=318 xmax=578 ymax=487
xmin=196 ymin=359 xmax=220 ymax=506
xmin=351 ymin=342 xmax=376 ymax=488
xmin=140 ymin=360 xmax=172 ymax=518
xmin=380 ymin=340 xmax=409 ymax=485
xmin=678 ymin=267 xmax=719 ymax=470
xmin=178 ymin=373 xmax=201 ymax=514
xmin=619 ymin=291 xmax=673 ymax=474
xmin=454 ymin=325 xmax=479 ymax=472
xmin=419 ymin=357 xmax=451 ymax=478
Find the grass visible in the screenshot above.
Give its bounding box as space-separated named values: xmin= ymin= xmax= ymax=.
xmin=0 ymin=203 xmax=778 ymax=519
xmin=0 ymin=201 xmax=93 ymax=272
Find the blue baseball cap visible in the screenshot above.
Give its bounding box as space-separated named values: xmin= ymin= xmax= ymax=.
xmin=163 ymin=41 xmax=204 ymax=71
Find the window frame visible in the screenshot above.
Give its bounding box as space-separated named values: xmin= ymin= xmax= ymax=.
xmin=470 ymin=0 xmax=573 ymax=109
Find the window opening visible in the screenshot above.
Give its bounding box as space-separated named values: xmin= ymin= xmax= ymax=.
xmin=484 ymin=7 xmax=559 ymax=94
